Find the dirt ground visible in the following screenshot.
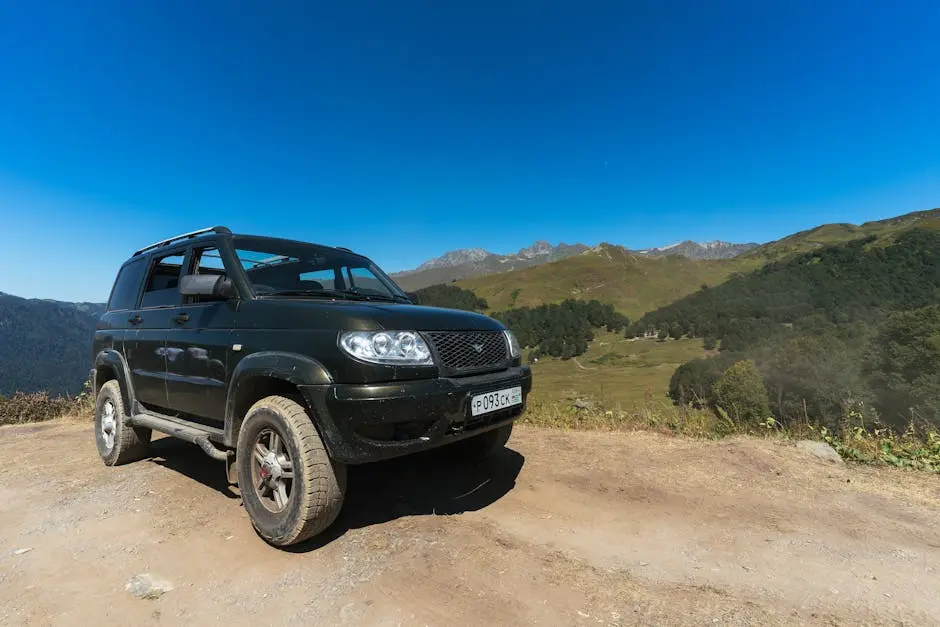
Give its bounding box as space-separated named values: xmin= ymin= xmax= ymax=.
xmin=1 ymin=421 xmax=938 ymax=626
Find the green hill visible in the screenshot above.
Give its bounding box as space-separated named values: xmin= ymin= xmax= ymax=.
xmin=743 ymin=207 xmax=940 ymax=262
xmin=458 ymin=244 xmax=756 ymax=319
xmin=0 ymin=292 xmax=99 ymax=396
xmin=634 ymin=228 xmax=940 ymax=429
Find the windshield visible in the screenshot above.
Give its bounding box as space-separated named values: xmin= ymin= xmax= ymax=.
xmin=232 ymin=237 xmax=409 ymax=301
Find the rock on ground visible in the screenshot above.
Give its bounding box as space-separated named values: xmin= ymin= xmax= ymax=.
xmin=126 ymin=574 xmax=174 ymax=600
xmin=795 ymin=439 xmax=845 ymax=465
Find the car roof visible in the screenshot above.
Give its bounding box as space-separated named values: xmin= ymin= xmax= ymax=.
xmin=230 ymin=233 xmax=359 ymax=255
xmin=122 ymin=227 xmax=365 ymax=268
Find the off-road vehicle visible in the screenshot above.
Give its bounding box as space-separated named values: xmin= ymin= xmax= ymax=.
xmin=91 ymin=227 xmax=531 ymax=547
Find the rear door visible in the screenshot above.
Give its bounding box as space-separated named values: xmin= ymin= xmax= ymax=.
xmin=125 ymin=250 xmax=186 ymax=412
xmin=163 ymin=245 xmax=235 ymax=423
xmin=94 ymin=257 xmax=147 ymax=359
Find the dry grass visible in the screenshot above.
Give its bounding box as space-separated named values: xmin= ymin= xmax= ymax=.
xmin=521 ymin=398 xmax=723 ymax=438
xmin=0 ymin=385 xmax=93 ymax=426
xmin=522 ymin=397 xmax=940 ymax=473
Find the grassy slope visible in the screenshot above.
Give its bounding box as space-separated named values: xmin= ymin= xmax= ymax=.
xmin=459 ymin=244 xmax=756 ymax=319
xmin=743 ymin=207 xmax=940 ymax=261
xmin=527 ymin=332 xmax=707 ymax=408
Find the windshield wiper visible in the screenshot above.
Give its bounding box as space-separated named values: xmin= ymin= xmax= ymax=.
xmin=265 ymin=289 xmax=408 ymax=303
xmin=341 ymin=287 xmax=412 ymax=303
xmin=264 ymin=289 xmax=351 ymax=299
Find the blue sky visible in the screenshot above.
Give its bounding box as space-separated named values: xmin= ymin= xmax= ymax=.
xmin=1 ymin=1 xmax=938 ymax=301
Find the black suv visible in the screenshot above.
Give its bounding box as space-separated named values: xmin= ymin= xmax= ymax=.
xmin=91 ymin=227 xmax=531 ymax=547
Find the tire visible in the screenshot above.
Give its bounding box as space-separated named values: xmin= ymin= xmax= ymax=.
xmin=94 ymin=380 xmax=151 ymax=466
xmin=453 ymin=423 xmax=513 ymax=461
xmin=236 ymin=395 xmax=346 ymax=547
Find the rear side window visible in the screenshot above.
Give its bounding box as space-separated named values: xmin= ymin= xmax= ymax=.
xmin=107 ymin=259 xmax=147 ymax=311
xmin=140 ymin=253 xmax=185 ymax=308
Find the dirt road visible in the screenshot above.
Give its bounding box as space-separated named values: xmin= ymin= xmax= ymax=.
xmin=1 ymin=421 xmax=938 ymax=626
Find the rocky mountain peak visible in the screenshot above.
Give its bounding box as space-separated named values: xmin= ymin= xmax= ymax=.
xmin=415 ymin=248 xmax=492 ymax=272
xmin=518 ymin=240 xmax=553 ymax=258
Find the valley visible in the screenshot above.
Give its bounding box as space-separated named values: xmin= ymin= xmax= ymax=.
xmin=525 ymin=332 xmax=706 ymax=409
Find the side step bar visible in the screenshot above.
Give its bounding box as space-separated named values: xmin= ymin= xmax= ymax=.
xmin=129 ymin=413 xmax=230 ymax=462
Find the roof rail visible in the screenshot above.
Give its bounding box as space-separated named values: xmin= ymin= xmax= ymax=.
xmin=133 ymin=226 xmax=232 ymax=257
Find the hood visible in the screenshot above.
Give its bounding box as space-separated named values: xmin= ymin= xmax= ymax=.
xmin=359 ymin=303 xmax=504 ymax=331
xmin=245 ymin=298 xmax=504 ymax=332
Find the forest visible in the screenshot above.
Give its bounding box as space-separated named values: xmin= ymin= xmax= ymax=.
xmin=0 ymin=292 xmax=98 ymax=396
xmin=492 ymin=299 xmax=629 ymax=359
xmin=411 ymin=283 xmax=489 ymax=311
xmin=638 ymin=229 xmax=940 ymax=429
xmin=411 ymin=285 xmax=628 ymax=359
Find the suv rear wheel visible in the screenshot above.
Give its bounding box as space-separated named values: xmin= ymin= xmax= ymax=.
xmin=94 ymin=380 xmax=151 ymax=466
xmin=236 ymin=395 xmax=346 ymax=547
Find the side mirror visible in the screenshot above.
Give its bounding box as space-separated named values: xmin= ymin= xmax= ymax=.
xmin=180 ymin=274 xmax=236 ymax=300
xmin=406 ymin=292 xmax=419 ymax=304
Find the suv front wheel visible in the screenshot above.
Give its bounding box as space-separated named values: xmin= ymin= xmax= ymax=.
xmin=94 ymin=380 xmax=151 ymax=466
xmin=236 ymin=395 xmax=346 ymax=547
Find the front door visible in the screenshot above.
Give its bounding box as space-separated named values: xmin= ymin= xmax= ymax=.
xmin=163 ymin=246 xmax=234 ymax=424
xmin=125 ymin=250 xmax=187 ymax=412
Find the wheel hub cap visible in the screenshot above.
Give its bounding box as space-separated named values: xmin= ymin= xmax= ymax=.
xmin=259 ymin=452 xmax=281 ymax=483
xmin=100 ymin=400 xmax=116 ymax=450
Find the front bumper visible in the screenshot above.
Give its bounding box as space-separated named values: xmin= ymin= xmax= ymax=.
xmin=299 ymin=366 xmax=532 ymax=464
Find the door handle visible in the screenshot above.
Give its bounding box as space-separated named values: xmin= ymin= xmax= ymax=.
xmin=128 ymin=315 xmax=143 ymax=325
xmin=173 ymin=313 xmax=190 ymax=324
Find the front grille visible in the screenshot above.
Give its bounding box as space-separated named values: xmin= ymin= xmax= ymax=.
xmin=424 ymin=331 xmax=509 ymax=376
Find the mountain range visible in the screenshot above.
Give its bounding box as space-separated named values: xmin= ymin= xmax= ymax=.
xmin=393 ymin=238 xmax=756 ymax=290
xmin=391 ymin=241 xmax=590 ymax=291
xmin=457 ymin=208 xmax=940 ymax=316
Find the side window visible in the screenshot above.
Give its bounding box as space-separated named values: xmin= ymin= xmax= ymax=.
xmin=140 ymin=253 xmax=185 ymax=308
xmin=346 ymin=266 xmax=385 ymax=294
xmin=185 ymin=247 xmax=228 ymax=304
xmin=192 ymin=247 xmax=227 ymax=276
xmin=107 ymin=259 xmax=147 ymax=311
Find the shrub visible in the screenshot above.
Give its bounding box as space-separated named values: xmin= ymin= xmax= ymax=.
xmin=669 ymin=352 xmax=740 ymax=407
xmin=0 ymin=380 xmax=94 ymax=426
xmin=713 ymin=360 xmax=771 ymax=426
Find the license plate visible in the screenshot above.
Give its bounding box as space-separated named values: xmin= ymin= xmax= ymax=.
xmin=470 ymin=386 xmax=523 ymax=417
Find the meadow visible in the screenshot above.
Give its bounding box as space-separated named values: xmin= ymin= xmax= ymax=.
xmin=526 ymin=332 xmax=706 ymax=408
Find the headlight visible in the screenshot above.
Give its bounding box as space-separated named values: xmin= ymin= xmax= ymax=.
xmin=504 ymin=330 xmax=521 ymax=358
xmin=339 ymin=331 xmax=434 ymax=366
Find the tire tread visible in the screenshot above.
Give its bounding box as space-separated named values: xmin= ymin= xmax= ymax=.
xmin=239 ymin=395 xmax=345 ymax=546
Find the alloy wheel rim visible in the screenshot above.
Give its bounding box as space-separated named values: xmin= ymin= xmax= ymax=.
xmin=252 ymin=428 xmax=294 ymax=513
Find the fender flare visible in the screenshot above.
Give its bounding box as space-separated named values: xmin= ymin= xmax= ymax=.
xmin=223 ymin=351 xmax=333 ymax=447
xmin=93 ymin=350 xmax=136 ymax=415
